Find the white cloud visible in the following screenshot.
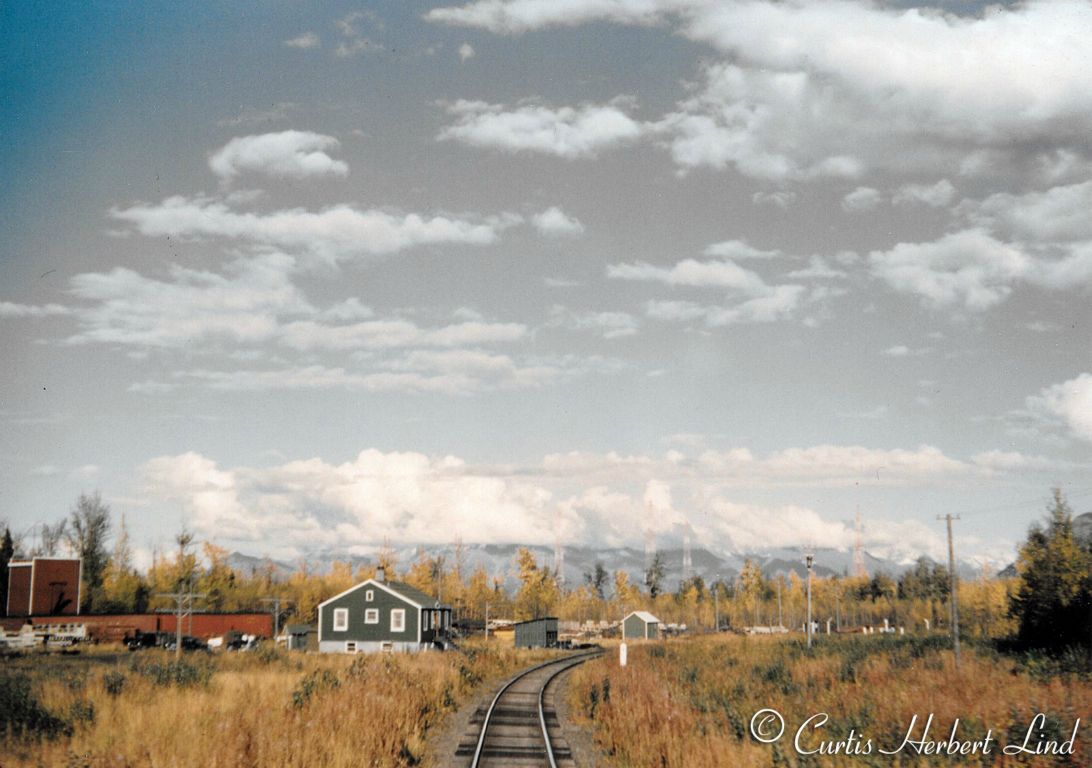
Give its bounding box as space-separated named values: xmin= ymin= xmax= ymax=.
xmin=696 ymin=444 xmax=973 ymax=486
xmin=69 ymin=464 xmax=100 ymax=481
xmin=868 ymin=229 xmax=1030 ymax=311
xmin=336 ymin=38 xmax=379 ymax=58
xmin=0 ymin=302 xmax=72 ymax=318
xmin=279 ymin=318 xmax=527 ymax=351
xmin=112 ymin=195 xmax=514 ymax=265
xmin=893 ymin=179 xmax=956 ymax=208
xmin=284 ymin=32 xmax=321 ymax=49
xmin=702 ymin=239 xmax=781 ymax=260
xmin=609 ymin=253 xmax=808 ymax=326
xmin=438 ymin=99 xmax=644 ymax=158
xmin=531 ymin=206 xmax=585 ymax=237
xmin=548 ymin=305 xmax=639 ymax=338
xmin=881 ymin=345 xmax=930 ymax=358
xmin=965 ymin=180 xmax=1092 ymax=243
xmin=425 ymin=0 xmax=680 ymax=34
xmin=208 ymin=131 xmax=348 ymax=181
xmin=786 ymin=256 xmax=844 ymax=280
xmin=842 ymin=187 xmax=882 ymax=212
xmin=609 ymin=258 xmax=769 ymax=292
xmin=138 ymin=450 xmax=557 ymax=551
xmin=1028 ymin=373 xmax=1092 ymax=442
xmin=67 ymin=253 xmax=311 ymax=348
xmin=334 ymin=10 xmax=380 ymax=57
xmin=431 ymin=2 xmax=1092 ymax=182
xmin=458 ymin=42 xmax=476 ymax=60
xmin=751 ymin=190 xmax=797 ymax=209
xmin=131 ymin=442 xmax=1045 ymax=558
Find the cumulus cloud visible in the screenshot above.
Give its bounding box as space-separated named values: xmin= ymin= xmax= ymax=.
xmin=548 ymin=305 xmax=639 ymax=339
xmin=209 ymin=131 xmax=348 ymax=181
xmin=284 ymin=32 xmax=321 ymax=49
xmin=279 ymin=318 xmax=527 ymax=351
xmin=868 ymin=230 xmax=1030 ymax=311
xmin=458 ymin=42 xmax=475 ymax=60
xmin=842 ymin=187 xmax=882 ymax=212
xmin=609 ymin=254 xmax=808 ymax=326
xmin=138 ymin=450 xmax=557 ymax=551
xmin=430 ymin=1 xmax=1092 ymax=182
xmin=531 ymin=206 xmax=585 ymax=236
xmin=0 ymin=302 xmax=72 ymax=318
xmin=112 ymin=194 xmax=514 ymax=265
xmin=438 ymin=99 xmax=644 ymax=158
xmin=67 ymin=253 xmax=312 ymax=348
xmin=1028 ymin=373 xmax=1092 ymax=442
xmin=131 ymin=442 xmax=1042 ymax=558
xmin=702 ymin=239 xmax=781 ymax=260
xmin=893 ymin=179 xmax=956 ymax=208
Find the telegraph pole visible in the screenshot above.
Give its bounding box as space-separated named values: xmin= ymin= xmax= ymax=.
xmin=713 ymin=574 xmax=720 ymax=632
xmin=805 ymin=553 xmax=814 ymax=649
xmin=938 ymin=514 xmax=961 ymax=667
xmin=261 ymin=597 xmax=292 ymax=640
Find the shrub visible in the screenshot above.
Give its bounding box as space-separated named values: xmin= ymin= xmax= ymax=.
xmin=0 ymin=671 xmax=70 ymax=739
xmin=130 ymin=658 xmax=213 ymax=688
xmin=291 ymin=669 xmax=341 ymax=709
xmin=102 ymin=670 xmax=126 ymax=698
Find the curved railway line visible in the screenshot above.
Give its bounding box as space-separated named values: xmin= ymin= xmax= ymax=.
xmin=456 ymin=649 xmax=603 ymax=767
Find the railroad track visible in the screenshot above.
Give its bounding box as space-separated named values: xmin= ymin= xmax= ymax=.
xmin=456 ymin=649 xmax=603 ymax=767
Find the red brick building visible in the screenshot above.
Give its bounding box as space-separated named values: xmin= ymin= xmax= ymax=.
xmin=5 ymin=557 xmax=82 ymax=616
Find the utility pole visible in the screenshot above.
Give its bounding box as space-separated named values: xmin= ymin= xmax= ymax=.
xmin=938 ymin=514 xmax=961 ymax=667
xmin=484 ymin=602 xmax=489 ymax=641
xmin=713 ymin=574 xmax=719 ymax=632
xmin=805 ymin=553 xmax=814 ymax=649
xmin=261 ymin=597 xmax=292 ymax=640
xmin=777 ymin=576 xmax=783 ymax=628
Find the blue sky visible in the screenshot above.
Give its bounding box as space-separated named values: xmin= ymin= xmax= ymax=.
xmin=2 ymin=0 xmax=1090 ymax=568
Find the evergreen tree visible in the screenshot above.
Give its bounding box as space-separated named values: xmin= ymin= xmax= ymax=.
xmin=644 ymin=551 xmax=665 ymax=598
xmin=1010 ymin=489 xmax=1092 ymax=650
xmin=0 ymin=527 xmax=13 ymax=617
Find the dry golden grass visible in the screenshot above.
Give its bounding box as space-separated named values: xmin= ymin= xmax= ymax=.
xmin=1 ymin=641 xmax=545 ymax=767
xmin=568 ymin=634 xmax=1091 ymax=767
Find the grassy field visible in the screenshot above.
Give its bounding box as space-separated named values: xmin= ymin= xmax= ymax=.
xmin=567 ymin=634 xmax=1091 ymax=767
xmin=0 ymin=640 xmax=547 ymax=768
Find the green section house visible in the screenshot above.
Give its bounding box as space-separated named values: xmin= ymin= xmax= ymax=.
xmin=317 ymin=576 xmax=452 ymax=654
xmin=622 ymin=611 xmax=660 ymax=640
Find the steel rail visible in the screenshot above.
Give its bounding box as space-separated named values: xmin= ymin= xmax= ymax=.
xmin=470 ymin=649 xmax=601 ymax=768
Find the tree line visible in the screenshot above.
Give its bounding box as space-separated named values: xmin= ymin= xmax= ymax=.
xmin=1 ymin=489 xmax=1088 ymax=651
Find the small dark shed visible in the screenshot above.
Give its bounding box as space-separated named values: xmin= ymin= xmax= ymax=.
xmin=285 ymin=624 xmax=317 ymax=651
xmin=514 ymin=617 xmax=558 ymax=648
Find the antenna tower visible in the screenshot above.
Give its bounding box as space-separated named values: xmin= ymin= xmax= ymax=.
xmin=853 ymin=506 xmax=867 ymax=577
xmin=553 ymin=507 xmax=565 ymax=585
xmin=682 ymin=523 xmax=693 ymax=581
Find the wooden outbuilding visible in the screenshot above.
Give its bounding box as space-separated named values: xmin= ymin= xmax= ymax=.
xmin=513 ymin=617 xmax=558 ymax=648
xmin=622 ymin=610 xmax=660 ymax=640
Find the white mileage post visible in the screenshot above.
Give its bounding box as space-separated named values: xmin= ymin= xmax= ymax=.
xmin=619 ymin=642 xmax=627 ymax=667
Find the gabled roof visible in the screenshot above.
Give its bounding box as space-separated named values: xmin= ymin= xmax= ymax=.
xmin=385 ymin=580 xmax=446 ymax=608
xmin=625 ymin=610 xmax=660 ymax=623
xmin=316 ymin=578 xmax=449 ymax=611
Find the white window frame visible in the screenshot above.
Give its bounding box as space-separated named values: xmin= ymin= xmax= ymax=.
xmin=390 ymin=608 xmax=405 ymax=633
xmin=365 ymin=608 xmax=379 ymax=624
xmin=333 ymin=607 xmax=348 ymax=632
xmin=365 ymin=589 xmax=374 ymax=602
